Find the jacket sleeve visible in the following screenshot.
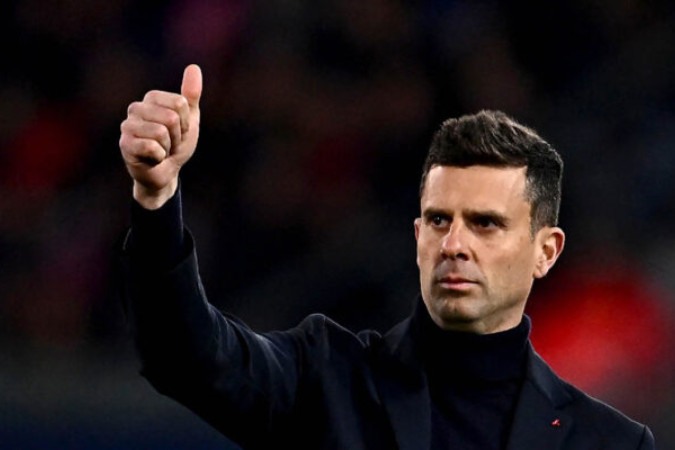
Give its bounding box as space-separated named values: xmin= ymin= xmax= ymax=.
xmin=121 ymin=188 xmax=317 ymax=447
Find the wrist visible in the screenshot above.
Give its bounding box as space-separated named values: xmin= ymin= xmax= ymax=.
xmin=133 ymin=178 xmax=178 ymax=210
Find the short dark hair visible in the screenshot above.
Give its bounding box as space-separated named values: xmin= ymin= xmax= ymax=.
xmin=420 ymin=110 xmax=563 ymax=231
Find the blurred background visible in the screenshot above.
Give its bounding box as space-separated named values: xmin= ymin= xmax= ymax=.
xmin=1 ymin=0 xmax=674 ymax=448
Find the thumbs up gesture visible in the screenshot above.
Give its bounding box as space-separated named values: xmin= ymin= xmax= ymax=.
xmin=120 ymin=64 xmax=203 ymax=209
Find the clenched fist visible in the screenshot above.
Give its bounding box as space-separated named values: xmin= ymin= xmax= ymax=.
xmin=119 ymin=64 xmax=202 ymax=209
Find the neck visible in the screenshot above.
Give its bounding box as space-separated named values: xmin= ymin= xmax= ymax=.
xmin=413 ymin=299 xmax=530 ymax=382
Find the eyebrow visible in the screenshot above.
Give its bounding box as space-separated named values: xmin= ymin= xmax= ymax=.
xmin=465 ymin=209 xmax=510 ymax=226
xmin=421 ymin=208 xmax=449 ymax=220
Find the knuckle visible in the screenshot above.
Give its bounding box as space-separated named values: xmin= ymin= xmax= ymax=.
xmin=175 ymin=96 xmax=188 ymax=110
xmin=120 ymin=117 xmax=134 ymax=132
xmin=126 ymin=102 xmax=138 ymax=116
xmin=152 ymin=123 xmax=169 ymax=141
xmin=166 ymin=111 xmax=180 ymax=128
xmin=143 ymin=90 xmax=158 ymax=102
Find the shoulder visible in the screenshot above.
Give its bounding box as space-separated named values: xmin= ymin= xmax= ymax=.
xmin=563 ymin=381 xmax=654 ymax=449
xmin=528 ymin=349 xmax=654 ymax=448
xmin=562 ymin=380 xmax=637 ymax=423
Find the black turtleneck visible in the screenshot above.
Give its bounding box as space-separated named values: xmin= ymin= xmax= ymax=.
xmin=411 ymin=299 xmax=531 ymax=450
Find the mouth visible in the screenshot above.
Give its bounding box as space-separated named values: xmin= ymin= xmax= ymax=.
xmin=436 ymin=276 xmax=478 ymax=291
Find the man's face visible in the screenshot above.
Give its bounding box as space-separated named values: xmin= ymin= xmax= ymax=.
xmin=414 ymin=165 xmax=563 ymax=334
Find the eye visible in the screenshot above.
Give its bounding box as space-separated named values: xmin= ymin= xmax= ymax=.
xmin=476 ymin=216 xmax=496 ymax=228
xmin=426 ymin=213 xmax=449 ymax=228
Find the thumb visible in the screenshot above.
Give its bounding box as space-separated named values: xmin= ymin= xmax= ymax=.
xmin=181 ymin=64 xmax=202 ymax=108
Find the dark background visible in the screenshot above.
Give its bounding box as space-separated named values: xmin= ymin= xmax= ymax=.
xmin=0 ymin=0 xmax=674 ymax=448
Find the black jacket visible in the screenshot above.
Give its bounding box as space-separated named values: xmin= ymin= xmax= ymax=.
xmin=122 ymin=228 xmax=654 ymax=450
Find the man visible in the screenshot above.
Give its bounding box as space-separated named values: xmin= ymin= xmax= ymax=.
xmin=119 ymin=65 xmax=655 ymax=449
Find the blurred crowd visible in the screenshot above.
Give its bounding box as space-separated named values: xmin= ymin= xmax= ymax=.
xmin=1 ymin=0 xmax=674 ymax=448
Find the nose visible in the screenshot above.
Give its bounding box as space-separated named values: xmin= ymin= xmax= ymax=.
xmin=441 ymin=222 xmax=469 ymax=260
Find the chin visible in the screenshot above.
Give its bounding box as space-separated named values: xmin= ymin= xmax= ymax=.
xmin=432 ymin=298 xmax=483 ymax=329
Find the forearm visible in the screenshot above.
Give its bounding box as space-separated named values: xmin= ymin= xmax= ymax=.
xmin=123 ymin=185 xmax=221 ymax=373
xmin=124 ymin=232 xmax=223 ymax=377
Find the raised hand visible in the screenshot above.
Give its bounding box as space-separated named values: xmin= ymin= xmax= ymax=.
xmin=119 ymin=64 xmax=203 ymax=209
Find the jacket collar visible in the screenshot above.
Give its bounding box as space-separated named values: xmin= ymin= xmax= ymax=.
xmin=371 ymin=315 xmax=430 ymax=450
xmin=372 ymin=311 xmax=575 ymax=450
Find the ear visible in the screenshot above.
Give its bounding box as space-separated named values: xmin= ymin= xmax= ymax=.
xmin=533 ymin=227 xmax=565 ymax=279
xmin=414 ymin=218 xmax=422 ymax=267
